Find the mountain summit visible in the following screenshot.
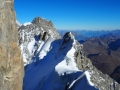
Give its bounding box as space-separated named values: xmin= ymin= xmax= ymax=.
xmin=18 ymin=17 xmax=120 ymax=90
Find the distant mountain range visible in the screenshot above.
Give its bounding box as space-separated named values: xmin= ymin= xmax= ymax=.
xmin=78 ymin=30 xmax=120 ymax=83
xmin=58 ymin=30 xmax=115 ymax=41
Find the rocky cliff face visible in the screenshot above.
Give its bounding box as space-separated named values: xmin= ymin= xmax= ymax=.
xmin=0 ymin=0 xmax=23 ymax=90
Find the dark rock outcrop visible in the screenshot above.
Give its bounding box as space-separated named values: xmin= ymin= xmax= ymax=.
xmin=32 ymin=17 xmax=60 ymax=39
xmin=18 ymin=17 xmax=60 ymax=45
xmin=18 ymin=17 xmax=60 ymax=65
xmin=0 ymin=0 xmax=24 ymax=90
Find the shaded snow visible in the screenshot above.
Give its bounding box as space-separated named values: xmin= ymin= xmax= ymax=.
xmin=68 ymin=72 xmax=85 ymax=89
xmin=22 ymin=36 xmax=98 ymax=90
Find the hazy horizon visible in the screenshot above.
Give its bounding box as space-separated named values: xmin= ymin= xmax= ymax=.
xmin=57 ymin=29 xmax=120 ymax=31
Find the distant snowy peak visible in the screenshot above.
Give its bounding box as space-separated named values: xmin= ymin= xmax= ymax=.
xmin=19 ymin=17 xmax=60 ymax=40
xmin=18 ymin=17 xmax=60 ymax=65
xmin=23 ymin=22 xmax=31 ymax=26
xmin=32 ymin=17 xmax=51 ymax=25
xmin=32 ymin=17 xmax=60 ymax=38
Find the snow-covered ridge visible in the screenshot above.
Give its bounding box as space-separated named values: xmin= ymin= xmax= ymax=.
xmin=21 ymin=30 xmax=96 ymax=90
xmin=18 ymin=17 xmax=120 ymax=90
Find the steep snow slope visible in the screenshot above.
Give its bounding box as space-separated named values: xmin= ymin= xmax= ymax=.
xmin=22 ymin=32 xmax=97 ymax=90
xmin=18 ymin=17 xmax=120 ymax=90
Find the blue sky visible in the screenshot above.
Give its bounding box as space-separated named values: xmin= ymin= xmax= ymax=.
xmin=14 ymin=0 xmax=120 ymax=30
